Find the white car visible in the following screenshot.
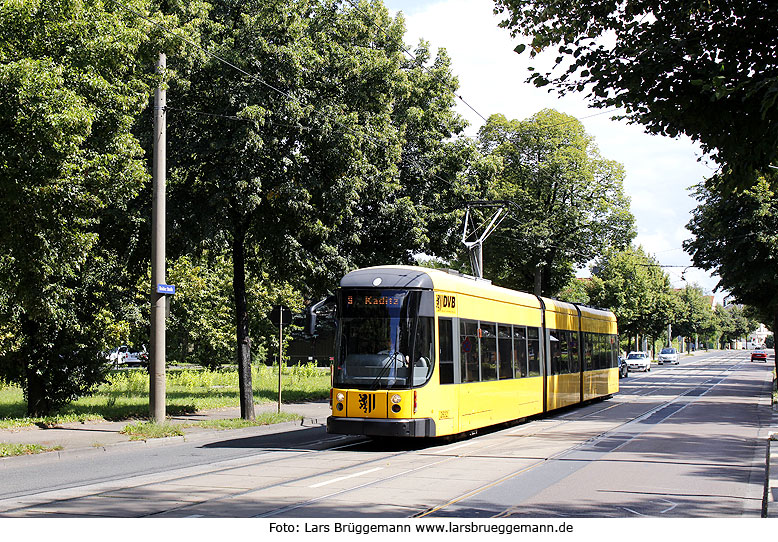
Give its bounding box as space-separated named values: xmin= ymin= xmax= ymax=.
xmin=626 ymin=351 xmax=651 ymax=372
xmin=657 ymin=347 xmax=680 ymax=365
xmin=108 ymin=345 xmax=130 ymax=366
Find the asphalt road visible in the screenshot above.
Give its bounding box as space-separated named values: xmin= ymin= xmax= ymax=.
xmin=0 ymin=350 xmax=774 ymax=518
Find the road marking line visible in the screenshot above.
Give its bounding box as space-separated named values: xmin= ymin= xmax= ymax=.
xmin=660 ymin=498 xmax=678 ymax=514
xmin=433 ymin=441 xmax=477 ymax=453
xmin=309 ymin=467 xmax=383 ymax=488
xmin=623 ymin=507 xmax=646 ymax=516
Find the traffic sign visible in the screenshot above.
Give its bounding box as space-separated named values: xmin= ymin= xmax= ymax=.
xmin=269 ymin=305 xmax=293 ymax=326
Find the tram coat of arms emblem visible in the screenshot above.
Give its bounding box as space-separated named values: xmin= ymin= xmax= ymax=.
xmin=358 ymin=393 xmax=376 ymax=414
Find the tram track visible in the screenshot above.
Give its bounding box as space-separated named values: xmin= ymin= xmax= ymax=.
xmin=413 ymin=352 xmax=749 ymax=518
xmin=247 ymin=353 xmax=749 ymax=518
xmin=0 ymin=352 xmax=755 ymax=518
xmin=239 ymin=353 xmax=747 ymax=518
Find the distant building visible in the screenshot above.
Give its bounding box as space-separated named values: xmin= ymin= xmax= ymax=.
xmin=749 ymin=323 xmax=771 ymax=348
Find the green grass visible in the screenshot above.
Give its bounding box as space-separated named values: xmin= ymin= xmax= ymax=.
xmin=184 ymin=412 xmax=302 ymax=430
xmin=120 ymin=421 xmax=185 ymax=440
xmin=0 ymin=443 xmax=63 ymax=457
xmin=0 ymin=364 xmax=330 ymax=429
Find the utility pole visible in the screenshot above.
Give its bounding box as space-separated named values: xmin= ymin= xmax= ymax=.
xmin=278 ymin=320 xmax=283 ymax=414
xmin=150 ymin=53 xmax=167 ymax=423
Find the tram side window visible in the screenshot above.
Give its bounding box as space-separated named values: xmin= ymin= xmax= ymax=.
xmin=480 ymin=323 xmax=498 ymax=381
xmin=549 ymin=330 xmax=561 ymax=375
xmin=498 ymin=325 xmax=513 ymax=379
xmin=610 ymin=334 xmax=618 ymax=368
xmin=584 ymin=332 xmax=593 ymax=370
xmin=438 ymin=318 xmax=455 ymax=384
xmin=596 ymin=334 xmax=606 ymax=370
xmin=528 ymin=327 xmax=541 ymax=376
xmin=570 ymin=331 xmax=580 ymax=373
xmin=513 ymin=326 xmax=528 ymax=378
xmin=460 ymin=319 xmax=480 ymax=382
xmin=559 ymin=330 xmax=571 ymax=374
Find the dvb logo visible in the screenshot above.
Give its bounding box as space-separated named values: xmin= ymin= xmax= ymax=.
xmin=436 ymin=294 xmax=456 ymax=313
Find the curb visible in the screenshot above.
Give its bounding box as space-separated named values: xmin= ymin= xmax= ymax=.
xmin=0 ymin=416 xmax=327 ymax=469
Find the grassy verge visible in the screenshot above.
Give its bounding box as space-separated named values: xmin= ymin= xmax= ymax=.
xmin=0 ymin=364 xmax=330 ymax=430
xmin=119 ymin=412 xmax=303 ymax=440
xmin=183 ymin=412 xmax=302 ymax=430
xmin=120 ymin=422 xmax=185 ymax=440
xmin=0 ymin=443 xmax=63 ymax=457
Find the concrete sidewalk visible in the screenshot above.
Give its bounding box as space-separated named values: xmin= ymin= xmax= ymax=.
xmin=0 ymin=400 xmax=331 ymax=460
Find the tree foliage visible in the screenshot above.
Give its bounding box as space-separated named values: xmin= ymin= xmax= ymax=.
xmin=672 ymin=284 xmax=715 ymax=340
xmin=494 ymin=0 xmax=778 ymax=178
xmin=685 ymin=172 xmax=778 ymax=367
xmin=586 ymin=246 xmax=676 ymax=347
xmin=157 ymin=0 xmax=475 ymax=417
xmin=714 ymin=304 xmax=759 ymax=347
xmin=0 ymin=0 xmax=157 ymax=415
xmin=478 ymin=109 xmax=634 ymax=295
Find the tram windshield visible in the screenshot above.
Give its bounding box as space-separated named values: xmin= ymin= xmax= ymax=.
xmin=334 ymin=289 xmax=434 ymax=390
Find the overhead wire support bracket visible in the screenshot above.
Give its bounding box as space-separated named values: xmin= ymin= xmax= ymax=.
xmin=461 ymin=200 xmax=512 ymax=279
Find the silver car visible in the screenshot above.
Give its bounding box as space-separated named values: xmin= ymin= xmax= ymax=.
xmin=657 ymin=347 xmax=680 ymax=365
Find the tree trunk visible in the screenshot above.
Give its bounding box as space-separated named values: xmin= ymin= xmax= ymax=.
xmin=534 ymin=263 xmax=542 ymax=296
xmin=233 ymin=224 xmax=255 ymax=420
xmin=21 ymin=316 xmax=50 ymax=417
xmin=25 ymin=364 xmax=50 ymax=417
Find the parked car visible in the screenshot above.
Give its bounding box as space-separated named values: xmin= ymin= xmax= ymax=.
xmin=751 ymin=348 xmax=768 ymax=362
xmin=125 ymin=346 xmax=149 ymax=367
xmin=657 ymin=347 xmax=680 ymax=365
xmin=109 ymin=345 xmax=148 ymax=368
xmin=108 ymin=345 xmax=130 ymax=367
xmin=626 ymin=351 xmax=651 ymax=372
xmin=618 ymin=356 xmax=629 ymax=378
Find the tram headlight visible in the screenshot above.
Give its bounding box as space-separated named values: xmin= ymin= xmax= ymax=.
xmin=390 ymin=394 xmax=402 ymax=404
xmin=336 ymin=392 xmax=345 ymax=402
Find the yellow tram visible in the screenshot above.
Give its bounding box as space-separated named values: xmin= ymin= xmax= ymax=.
xmin=327 ymin=266 xmax=619 ymax=438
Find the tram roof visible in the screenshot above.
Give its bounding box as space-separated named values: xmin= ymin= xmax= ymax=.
xmin=341 ymin=266 xmax=615 ymax=322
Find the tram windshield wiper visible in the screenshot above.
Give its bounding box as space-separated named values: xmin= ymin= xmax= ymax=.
xmin=370 ymin=352 xmax=404 ymax=390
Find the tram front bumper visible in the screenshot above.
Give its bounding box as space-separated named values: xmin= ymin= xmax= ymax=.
xmin=327 ymin=416 xmax=436 ymax=438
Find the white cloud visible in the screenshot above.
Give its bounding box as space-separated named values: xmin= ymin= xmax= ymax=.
xmin=385 ymin=0 xmax=722 ymax=296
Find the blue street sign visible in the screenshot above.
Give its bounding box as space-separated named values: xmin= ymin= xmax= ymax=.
xmin=157 ymin=283 xmax=176 ymax=295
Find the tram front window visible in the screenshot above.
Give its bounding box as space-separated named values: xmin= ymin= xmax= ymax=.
xmin=334 ymin=289 xmax=433 ymax=389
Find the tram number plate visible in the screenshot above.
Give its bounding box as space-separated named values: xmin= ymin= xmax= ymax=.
xmin=439 ymin=410 xmax=450 ymax=420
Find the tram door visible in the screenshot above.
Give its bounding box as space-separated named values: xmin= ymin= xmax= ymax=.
xmin=436 ymin=317 xmax=459 ymax=436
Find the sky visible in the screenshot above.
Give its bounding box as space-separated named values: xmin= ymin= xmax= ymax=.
xmin=382 ymin=0 xmax=724 ymax=300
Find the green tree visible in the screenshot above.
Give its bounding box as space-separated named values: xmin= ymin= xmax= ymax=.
xmin=160 ymin=0 xmax=473 ymax=418
xmin=586 ymin=246 xmax=676 ymax=351
xmin=478 ymin=110 xmax=635 ymax=295
xmin=0 ymin=0 xmax=157 ymax=415
xmin=685 ymin=172 xmax=778 ymax=370
xmin=714 ymin=304 xmax=758 ymax=348
xmin=673 ymin=284 xmax=715 ymax=348
xmin=164 ymin=255 xmax=233 ymax=369
xmin=556 ymin=277 xmax=590 ymax=305
xmin=494 ymin=0 xmax=778 ymax=178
